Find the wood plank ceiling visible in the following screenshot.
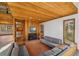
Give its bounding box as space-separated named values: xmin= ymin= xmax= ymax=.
xmin=7 ymin=2 xmax=77 ymax=22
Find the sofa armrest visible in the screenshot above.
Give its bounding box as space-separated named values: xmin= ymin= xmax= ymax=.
xmin=11 ymin=43 xmax=19 ymax=56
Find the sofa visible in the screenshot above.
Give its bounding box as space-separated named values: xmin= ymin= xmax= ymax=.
xmin=0 ymin=42 xmax=13 ymax=56
xmin=39 ymin=43 xmax=77 ymax=56
xmin=0 ymin=42 xmax=29 ymax=56
xmin=39 ymin=36 xmax=77 ymax=56
xmin=40 ymin=36 xmax=62 ymax=47
xmin=0 ymin=36 xmax=77 ymax=56
xmin=11 ymin=43 xmax=29 ymax=56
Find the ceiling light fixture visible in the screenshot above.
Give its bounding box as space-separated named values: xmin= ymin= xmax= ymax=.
xmin=30 ymin=17 xmax=32 ymax=19
xmin=38 ymin=19 xmax=41 ymax=20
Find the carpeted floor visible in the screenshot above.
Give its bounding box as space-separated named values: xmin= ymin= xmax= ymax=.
xmin=25 ymin=40 xmax=54 ymax=56
xmin=17 ymin=41 xmax=79 ymax=56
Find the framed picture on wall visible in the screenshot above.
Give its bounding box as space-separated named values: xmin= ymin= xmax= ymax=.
xmin=63 ymin=19 xmax=75 ymax=43
xmin=30 ymin=25 xmax=36 ymax=33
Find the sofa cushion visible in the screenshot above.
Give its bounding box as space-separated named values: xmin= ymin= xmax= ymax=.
xmin=39 ymin=50 xmax=54 ymax=56
xmin=44 ymin=36 xmax=62 ymax=44
xmin=40 ymin=36 xmax=62 ymax=47
xmin=19 ymin=46 xmax=29 ymax=56
xmin=40 ymin=47 xmax=62 ymax=56
xmin=22 ymin=46 xmax=29 ymax=56
xmin=51 ymin=47 xmax=62 ymax=56
xmin=40 ymin=39 xmax=57 ymax=47
xmin=11 ymin=43 xmax=30 ymax=56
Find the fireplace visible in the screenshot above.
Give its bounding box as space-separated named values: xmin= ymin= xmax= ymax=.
xmin=28 ymin=33 xmax=37 ymax=40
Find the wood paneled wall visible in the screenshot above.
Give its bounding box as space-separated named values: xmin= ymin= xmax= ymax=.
xmin=25 ymin=19 xmax=41 ymax=41
xmin=0 ymin=13 xmax=42 ymax=43
xmin=0 ymin=14 xmax=14 ymax=46
xmin=0 ymin=14 xmax=13 ymax=24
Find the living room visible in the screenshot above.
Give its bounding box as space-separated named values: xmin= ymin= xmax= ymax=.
xmin=0 ymin=2 xmax=79 ymax=56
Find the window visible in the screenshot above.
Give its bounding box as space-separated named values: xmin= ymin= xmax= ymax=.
xmin=0 ymin=24 xmax=13 ymax=35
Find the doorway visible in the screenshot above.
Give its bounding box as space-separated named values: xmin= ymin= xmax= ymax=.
xmin=63 ymin=19 xmax=75 ymax=44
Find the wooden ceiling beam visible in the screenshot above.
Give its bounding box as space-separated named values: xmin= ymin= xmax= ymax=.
xmin=8 ymin=3 xmax=56 ymax=18
xmin=7 ymin=2 xmax=77 ymax=22
xmin=8 ymin=3 xmax=57 ymax=21
xmin=30 ymin=2 xmax=77 ymax=15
